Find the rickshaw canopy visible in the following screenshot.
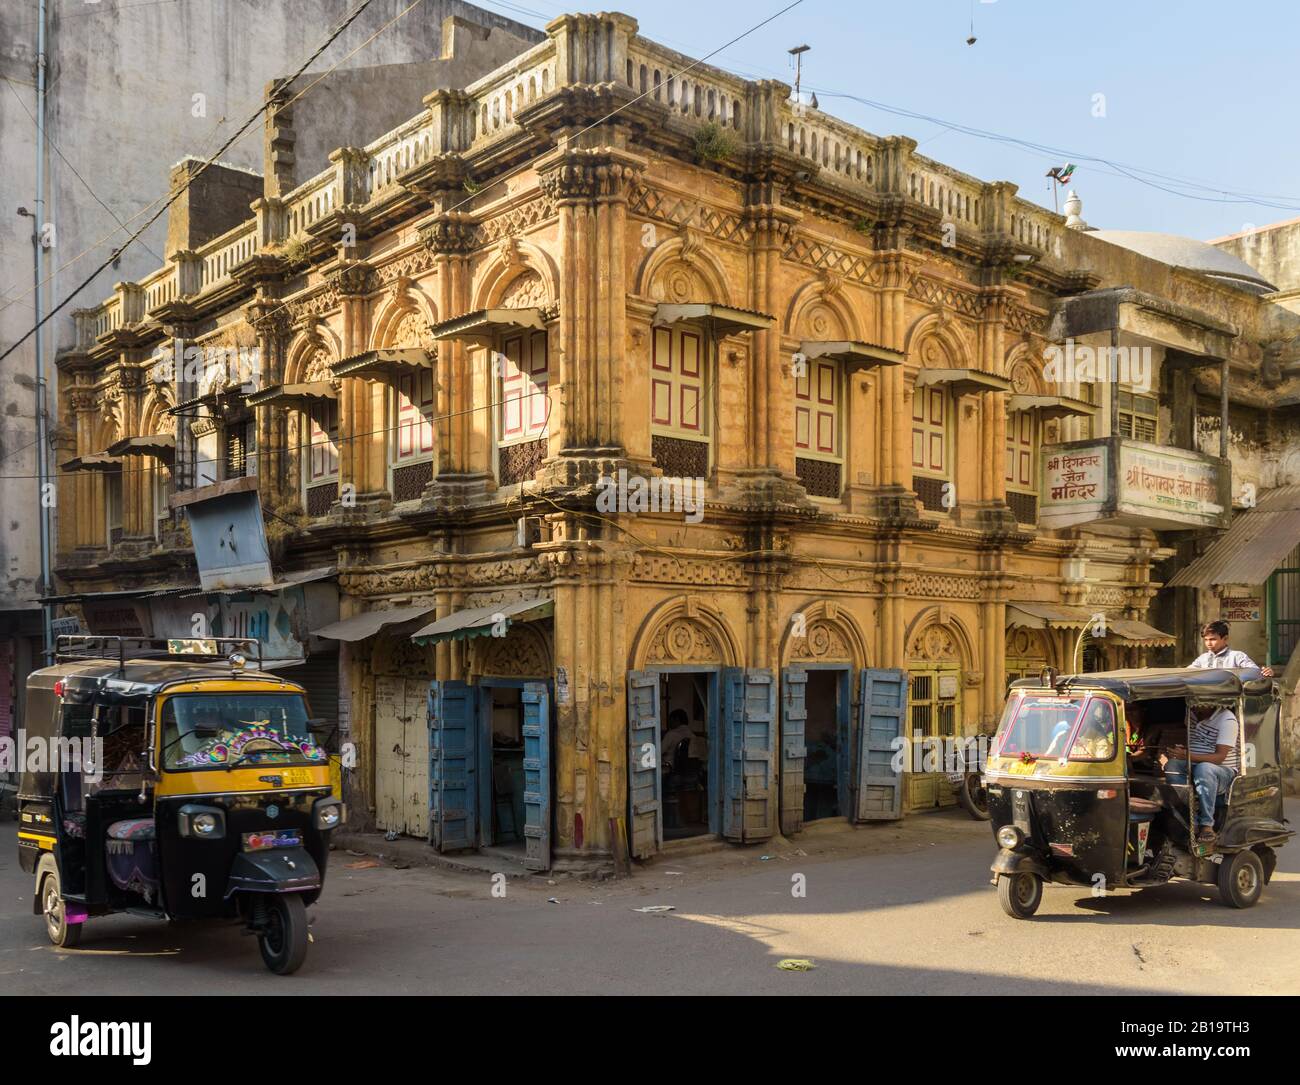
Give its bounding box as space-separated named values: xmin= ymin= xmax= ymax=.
xmin=1010 ymin=667 xmax=1271 ymax=703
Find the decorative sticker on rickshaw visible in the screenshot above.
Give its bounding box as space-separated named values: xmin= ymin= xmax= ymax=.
xmin=175 ymin=722 xmax=327 ymax=768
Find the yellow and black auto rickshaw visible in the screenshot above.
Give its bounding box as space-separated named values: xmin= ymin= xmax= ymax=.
xmin=16 ymin=636 xmax=344 ymax=974
xmin=985 ymin=667 xmax=1292 ymax=918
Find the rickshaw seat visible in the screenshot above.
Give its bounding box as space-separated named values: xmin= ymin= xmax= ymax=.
xmin=107 ymin=817 xmax=156 ymax=842
xmin=1128 ymin=794 xmax=1163 ymax=815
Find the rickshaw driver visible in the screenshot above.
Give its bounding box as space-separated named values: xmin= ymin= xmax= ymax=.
xmin=1162 ymin=702 xmax=1240 ymax=844
xmin=1069 ymin=703 xmax=1115 ymax=759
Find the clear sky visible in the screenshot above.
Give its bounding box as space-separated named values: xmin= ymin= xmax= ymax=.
xmin=488 ymin=0 xmax=1300 ymax=242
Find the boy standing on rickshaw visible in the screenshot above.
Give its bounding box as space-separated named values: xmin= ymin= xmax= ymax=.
xmin=1188 ymin=620 xmax=1273 ymax=676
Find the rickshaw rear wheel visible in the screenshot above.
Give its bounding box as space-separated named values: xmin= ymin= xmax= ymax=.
xmin=997 ymin=872 xmax=1043 ymax=918
xmin=957 ymin=773 xmax=992 ymax=821
xmin=258 ymin=893 xmax=309 ymax=975
xmin=38 ymin=860 xmax=82 ymax=949
xmin=1217 ymin=849 xmax=1263 ymax=909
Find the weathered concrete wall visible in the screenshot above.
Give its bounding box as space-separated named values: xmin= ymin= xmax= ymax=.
xmin=0 ymin=0 xmax=541 ymax=611
xmin=269 ymin=17 xmax=539 ymax=196
xmin=165 ymin=159 xmax=265 ymax=254
xmin=1213 ymin=219 xmax=1300 ymax=299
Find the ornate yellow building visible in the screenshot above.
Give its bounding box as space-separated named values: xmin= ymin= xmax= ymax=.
xmin=54 ymin=12 xmax=1298 ymax=871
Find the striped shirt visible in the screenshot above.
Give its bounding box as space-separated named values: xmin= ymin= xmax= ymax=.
xmin=1189 ymin=707 xmax=1239 ymax=773
xmin=1190 ymin=648 xmax=1260 ymax=670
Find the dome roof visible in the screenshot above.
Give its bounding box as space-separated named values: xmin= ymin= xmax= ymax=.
xmin=1089 ymin=230 xmax=1276 ymax=295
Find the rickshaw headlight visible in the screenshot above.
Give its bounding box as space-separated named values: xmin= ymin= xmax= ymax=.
xmin=997 ymin=825 xmax=1025 ymax=850
xmin=178 ymin=805 xmax=225 ymax=839
xmin=314 ymin=800 xmax=344 ymax=830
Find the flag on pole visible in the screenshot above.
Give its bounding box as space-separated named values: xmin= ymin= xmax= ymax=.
xmin=1046 ymin=163 xmax=1076 ymax=184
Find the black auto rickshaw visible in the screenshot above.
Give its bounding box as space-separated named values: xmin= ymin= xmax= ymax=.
xmin=16 ymin=636 xmax=344 ymax=973
xmin=985 ymin=667 xmax=1292 ymax=918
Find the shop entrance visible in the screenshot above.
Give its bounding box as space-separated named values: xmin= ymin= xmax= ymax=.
xmin=659 ymin=671 xmax=713 ymax=842
xmin=802 ymin=669 xmax=850 ymax=823
xmin=481 ymin=684 xmax=527 ymax=855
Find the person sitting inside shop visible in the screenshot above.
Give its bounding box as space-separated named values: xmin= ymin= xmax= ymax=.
xmin=660 ymin=709 xmax=694 ymax=773
xmin=1189 ymin=620 xmax=1273 ymax=677
xmin=1162 ymin=702 xmax=1240 ymax=844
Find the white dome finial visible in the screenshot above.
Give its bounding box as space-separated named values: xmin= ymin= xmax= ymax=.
xmin=1064 ymin=190 xmax=1089 ymax=230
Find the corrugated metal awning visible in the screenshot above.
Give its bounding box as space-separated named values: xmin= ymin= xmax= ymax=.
xmin=310 ymin=603 xmax=437 ymax=642
xmin=431 ymin=308 xmax=545 ymax=344
xmin=410 ymin=596 xmax=553 ymax=645
xmin=915 ymin=368 xmax=1012 ymax=395
xmin=1166 ymin=485 xmax=1300 ymax=588
xmin=331 ymin=348 xmax=434 ymax=380
xmin=1106 ymin=620 xmax=1177 ymax=647
xmin=246 ymin=382 xmax=338 ymax=409
xmin=1006 ymin=602 xmax=1094 ymax=630
xmin=61 ymin=452 xmax=122 ymax=473
xmin=653 ymin=303 xmax=775 ymax=335
xmin=106 ymin=435 xmax=176 ymax=463
xmin=799 ymin=340 xmax=903 ymax=371
xmin=1007 ymin=394 xmax=1097 ymax=419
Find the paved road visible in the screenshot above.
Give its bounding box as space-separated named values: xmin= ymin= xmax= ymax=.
xmin=3 ymin=804 xmax=1297 ymax=994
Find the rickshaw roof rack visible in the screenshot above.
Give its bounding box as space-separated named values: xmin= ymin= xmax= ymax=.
xmin=1011 ymin=666 xmax=1273 ymax=702
xmin=54 ymin=635 xmax=263 ymax=674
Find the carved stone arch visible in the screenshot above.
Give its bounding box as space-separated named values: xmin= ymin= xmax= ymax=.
xmin=140 ymin=387 xmax=174 ymax=437
xmin=474 ymin=622 xmax=554 ymax=678
xmin=369 ymin=283 xmax=439 ymax=350
xmin=285 ymin=329 xmax=340 ymax=385
xmin=632 ymin=237 xmax=732 ymax=306
xmin=904 ymin=311 xmax=974 ymax=371
xmin=779 ymin=601 xmax=871 ymax=669
xmin=630 ymin=595 xmax=742 ymax=670
xmin=371 ymin=626 xmax=436 ymax=677
xmin=904 ymin=605 xmax=977 ymax=670
xmin=1005 ymin=625 xmax=1056 ymax=668
xmin=473 ymin=238 xmax=560 ymax=310
xmin=1005 ymin=342 xmax=1043 ymax=393
xmin=783 ymin=279 xmax=860 ymax=342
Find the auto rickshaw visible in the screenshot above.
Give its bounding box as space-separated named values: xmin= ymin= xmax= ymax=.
xmin=16 ymin=636 xmax=344 ymax=973
xmin=985 ymin=667 xmax=1292 ymax=918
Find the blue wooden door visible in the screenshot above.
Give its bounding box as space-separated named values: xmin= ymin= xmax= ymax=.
xmin=521 ymin=681 xmax=551 ymax=871
xmin=780 ymin=667 xmax=808 ymax=836
xmin=626 ymin=670 xmax=662 ymax=858
xmin=428 ymin=680 xmax=477 ymax=850
xmin=723 ymin=668 xmax=777 ymax=842
xmin=854 ymin=668 xmax=908 ymax=821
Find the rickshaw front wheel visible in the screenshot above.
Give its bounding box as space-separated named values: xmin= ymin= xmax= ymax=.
xmin=997 ymin=872 xmax=1043 ymax=919
xmin=38 ymin=860 xmax=82 ymax=949
xmin=258 ymin=893 xmax=309 ymax=975
xmin=1217 ymin=849 xmax=1264 ymax=909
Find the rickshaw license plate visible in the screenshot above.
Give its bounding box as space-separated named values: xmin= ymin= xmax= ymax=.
xmin=243 ymin=830 xmax=302 ymax=852
xmin=279 ymin=768 xmax=316 ymax=786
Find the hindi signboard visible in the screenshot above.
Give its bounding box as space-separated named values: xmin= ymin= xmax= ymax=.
xmin=1040 ymin=443 xmax=1109 ymax=529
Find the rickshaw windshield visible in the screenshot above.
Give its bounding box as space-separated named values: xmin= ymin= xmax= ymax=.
xmin=160 ymin=692 xmax=325 ymax=771
xmin=995 ymin=693 xmax=1101 ymax=759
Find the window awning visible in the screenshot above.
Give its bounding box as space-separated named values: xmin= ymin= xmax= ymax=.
xmin=916 ymin=368 xmax=1012 ymax=395
xmin=310 ymin=603 xmax=438 ymax=642
xmin=106 ymin=434 xmax=176 ymax=464
xmin=246 ymin=382 xmax=338 ymax=409
xmin=1006 ymin=602 xmax=1094 ymax=630
xmin=331 ymin=348 xmax=434 ymax=380
xmin=61 ymin=453 xmax=122 ymax=473
xmin=430 ymin=308 xmax=545 ymax=345
xmin=1007 ymin=394 xmax=1097 ymax=420
xmin=1167 ymin=484 xmax=1300 ymax=589
xmin=799 ymin=340 xmax=904 ymax=371
xmin=410 ymin=596 xmax=553 ymax=645
xmin=1106 ymin=620 xmax=1177 ymax=647
xmin=653 ymin=303 xmax=775 ymax=336
xmin=166 ymin=388 xmax=250 ymax=415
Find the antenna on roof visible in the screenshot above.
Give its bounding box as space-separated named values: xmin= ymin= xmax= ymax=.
xmin=967 ymin=0 xmax=977 ymax=45
xmin=788 ymin=44 xmax=814 ymax=110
